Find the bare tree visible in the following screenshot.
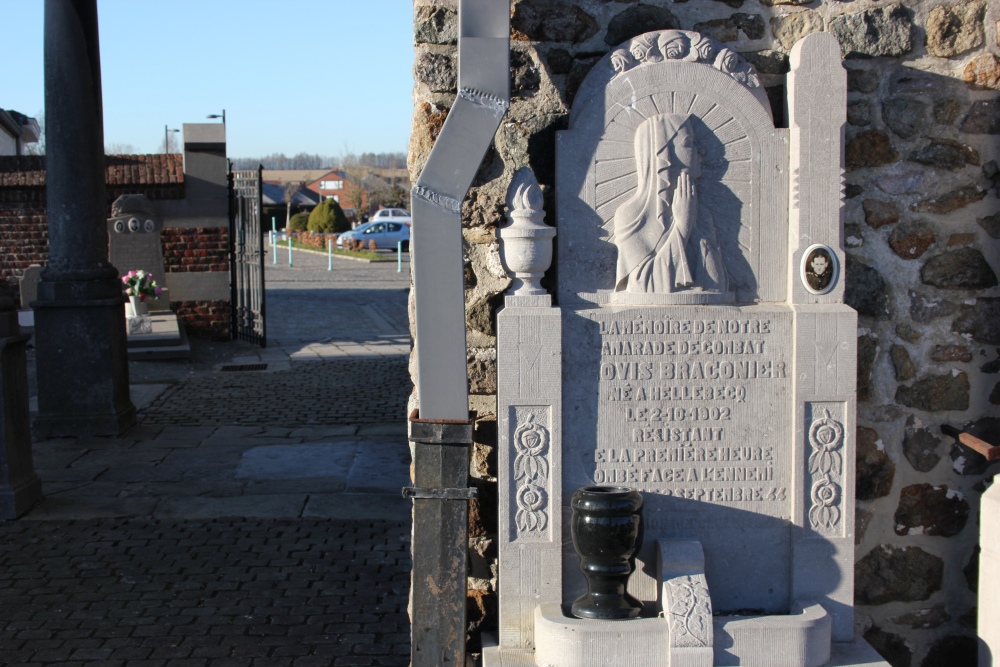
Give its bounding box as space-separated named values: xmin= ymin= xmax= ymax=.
xmin=23 ymin=110 xmax=44 ymax=156
xmin=106 ymin=142 xmax=139 ymax=155
xmin=342 ymin=168 xmax=371 ymax=222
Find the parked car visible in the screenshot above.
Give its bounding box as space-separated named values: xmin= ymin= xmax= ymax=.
xmin=337 ymin=220 xmax=410 ymax=250
xmin=370 ymin=208 xmax=411 ymax=225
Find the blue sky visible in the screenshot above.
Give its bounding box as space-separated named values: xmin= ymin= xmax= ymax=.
xmin=1 ymin=0 xmax=415 ymax=158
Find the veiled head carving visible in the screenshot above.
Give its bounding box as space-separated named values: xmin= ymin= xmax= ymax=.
xmin=612 ymin=113 xmax=730 ymax=300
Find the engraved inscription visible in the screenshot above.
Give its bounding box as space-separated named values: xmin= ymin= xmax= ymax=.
xmin=665 ymin=575 xmax=713 ymax=647
xmin=592 ymin=309 xmax=792 ymax=515
xmin=807 ymin=407 xmax=844 ymax=533
xmin=513 ymin=411 xmax=550 ymax=537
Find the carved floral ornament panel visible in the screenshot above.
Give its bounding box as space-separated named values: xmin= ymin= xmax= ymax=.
xmin=610 ymin=30 xmax=761 ymax=90
xmin=808 ymin=409 xmax=845 ymax=534
xmin=512 ymin=411 xmax=551 ymax=538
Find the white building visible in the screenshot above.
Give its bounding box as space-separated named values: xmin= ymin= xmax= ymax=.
xmin=0 ymin=109 xmax=40 ymax=155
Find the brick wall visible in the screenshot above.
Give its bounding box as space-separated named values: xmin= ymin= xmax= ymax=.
xmin=0 ymin=206 xmax=47 ymax=308
xmin=161 ymin=227 xmax=229 ymax=273
xmin=173 ymin=300 xmax=230 ymax=340
xmin=0 ymin=154 xmax=187 ymax=300
xmin=412 ymin=2 xmax=1000 ymax=664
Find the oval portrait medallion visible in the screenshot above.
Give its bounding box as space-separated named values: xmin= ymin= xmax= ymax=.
xmin=800 ymin=244 xmax=838 ymax=295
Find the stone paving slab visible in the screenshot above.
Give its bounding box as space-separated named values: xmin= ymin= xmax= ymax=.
xmin=0 ymin=518 xmax=410 ymax=666
xmin=28 ymin=426 xmax=411 ymax=522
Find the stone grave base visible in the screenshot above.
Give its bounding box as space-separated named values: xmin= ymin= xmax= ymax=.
xmin=483 ymin=640 xmax=889 ymax=667
xmin=485 ymin=537 xmax=888 ymax=667
xmin=126 ymin=313 xmax=190 ymax=360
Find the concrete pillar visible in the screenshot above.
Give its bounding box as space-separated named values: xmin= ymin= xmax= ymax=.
xmin=33 ymin=0 xmax=135 ymax=437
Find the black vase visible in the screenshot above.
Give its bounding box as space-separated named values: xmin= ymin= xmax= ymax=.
xmin=570 ymin=485 xmax=643 ymax=620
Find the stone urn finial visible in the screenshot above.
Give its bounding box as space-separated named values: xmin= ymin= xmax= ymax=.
xmin=499 ymin=168 xmax=556 ymax=296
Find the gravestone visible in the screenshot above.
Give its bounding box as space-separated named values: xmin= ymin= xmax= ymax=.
xmin=485 ymin=31 xmax=888 ymax=667
xmin=107 ymin=194 xmax=170 ymax=311
xmin=18 ymin=264 xmax=42 ymax=310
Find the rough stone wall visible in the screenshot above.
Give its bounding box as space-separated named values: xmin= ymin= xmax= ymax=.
xmin=410 ymin=2 xmax=999 ymax=664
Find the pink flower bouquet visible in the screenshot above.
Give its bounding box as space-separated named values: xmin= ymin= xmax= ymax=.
xmin=121 ymin=269 xmax=162 ymax=301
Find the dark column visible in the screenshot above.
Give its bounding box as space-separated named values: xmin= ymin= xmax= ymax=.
xmin=33 ymin=0 xmax=135 ymax=437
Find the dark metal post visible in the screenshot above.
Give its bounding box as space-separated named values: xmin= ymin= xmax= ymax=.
xmin=33 ymin=0 xmax=135 ymax=437
xmin=406 ymin=413 xmax=477 ymax=666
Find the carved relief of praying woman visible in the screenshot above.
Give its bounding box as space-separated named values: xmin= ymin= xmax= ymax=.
xmin=613 ymin=113 xmax=729 ymax=296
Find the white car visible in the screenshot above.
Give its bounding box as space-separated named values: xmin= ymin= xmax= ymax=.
xmin=370 ymin=208 xmax=412 ymax=225
xmin=337 ymin=220 xmax=410 ymax=250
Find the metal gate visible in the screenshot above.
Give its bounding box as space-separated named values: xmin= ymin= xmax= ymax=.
xmin=229 ymin=166 xmax=266 ymax=347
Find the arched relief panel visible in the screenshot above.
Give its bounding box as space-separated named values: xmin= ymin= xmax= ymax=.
xmin=556 ymin=32 xmax=788 ymax=306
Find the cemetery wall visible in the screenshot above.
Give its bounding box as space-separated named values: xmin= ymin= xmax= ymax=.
xmin=0 ymin=154 xmax=230 ymax=338
xmin=410 ymin=1 xmax=1000 ymax=664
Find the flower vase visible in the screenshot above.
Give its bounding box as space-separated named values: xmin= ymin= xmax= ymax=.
xmin=570 ymin=485 xmax=644 ymax=620
xmin=129 ymin=296 xmax=148 ymax=317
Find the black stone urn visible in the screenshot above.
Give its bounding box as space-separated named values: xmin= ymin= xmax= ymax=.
xmin=570 ymin=485 xmax=643 ymax=620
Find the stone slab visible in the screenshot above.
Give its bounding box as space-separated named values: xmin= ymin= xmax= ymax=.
xmin=345 ymin=443 xmax=411 ymax=493
xmin=126 ymin=313 xmax=183 ymax=346
xmin=483 ymin=641 xmax=890 ymax=667
xmin=235 ymin=442 xmax=358 ymax=481
xmin=126 ymin=314 xmax=190 ymax=360
xmin=304 ymin=492 xmax=410 ymax=522
xmin=130 ymin=383 xmax=170 ymax=410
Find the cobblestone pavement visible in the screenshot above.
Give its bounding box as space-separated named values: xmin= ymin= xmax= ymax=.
xmin=9 ymin=252 xmax=415 ymax=665
xmin=139 ymin=357 xmax=408 ymax=426
xmin=0 ymin=519 xmax=409 ymax=666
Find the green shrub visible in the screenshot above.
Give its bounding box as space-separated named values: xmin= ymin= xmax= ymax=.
xmin=288 ymin=211 xmax=310 ymax=232
xmin=307 ymin=198 xmax=350 ymax=233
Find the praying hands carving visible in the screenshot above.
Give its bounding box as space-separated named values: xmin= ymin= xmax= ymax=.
xmin=613 ymin=113 xmax=729 ymax=296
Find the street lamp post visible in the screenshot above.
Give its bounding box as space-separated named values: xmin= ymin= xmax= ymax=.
xmin=164 ymin=126 xmax=179 ymax=153
xmin=207 ymin=109 xmax=226 ymax=124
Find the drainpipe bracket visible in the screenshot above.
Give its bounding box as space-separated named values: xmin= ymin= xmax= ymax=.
xmin=407 ymin=409 xmax=476 ymax=446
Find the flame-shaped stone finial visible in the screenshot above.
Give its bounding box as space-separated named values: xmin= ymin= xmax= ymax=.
xmin=499 ymin=168 xmax=556 ymax=297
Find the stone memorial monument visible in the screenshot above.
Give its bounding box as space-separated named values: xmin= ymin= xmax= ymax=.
xmin=107 ymin=195 xmax=189 ymax=359
xmin=485 ymin=31 xmax=888 ymax=667
xmin=107 ymin=194 xmax=170 ymax=311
